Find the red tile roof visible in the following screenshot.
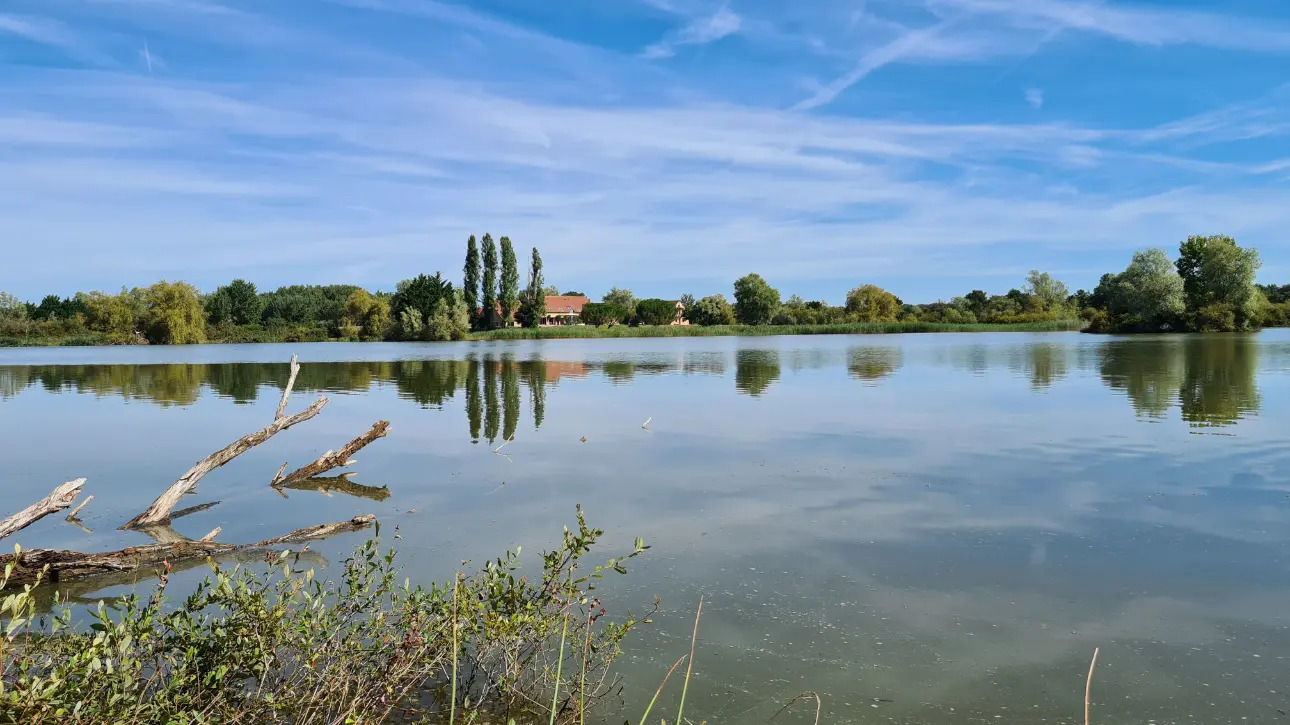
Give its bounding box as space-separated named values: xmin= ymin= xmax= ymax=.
xmin=544 ymin=295 xmax=589 ymax=313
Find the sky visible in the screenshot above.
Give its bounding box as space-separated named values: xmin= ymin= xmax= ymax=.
xmin=1 ymin=0 xmax=1288 ymax=304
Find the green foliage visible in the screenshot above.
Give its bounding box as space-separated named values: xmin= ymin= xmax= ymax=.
xmin=259 ymin=285 xmax=360 ymax=329
xmin=679 ymin=293 xmax=695 ymax=309
xmin=732 ymin=274 xmax=780 ymax=325
xmin=1175 ymin=235 xmax=1262 ymax=331
xmin=519 ymin=247 xmax=546 ymax=329
xmin=845 ymin=284 xmax=902 ymax=322
xmin=1086 ymin=248 xmax=1186 ymax=333
xmin=205 ymin=279 xmax=263 ymax=326
xmin=0 ymin=291 xmax=27 ymax=320
xmin=341 ymin=289 xmax=391 ymax=340
xmin=481 ymin=233 xmax=499 ymax=330
xmin=685 ymin=294 xmax=736 ymax=326
xmin=1023 ymin=270 xmax=1071 ymax=312
xmin=141 ymin=281 xmax=207 ymax=345
xmin=390 ymin=273 xmax=454 ymax=335
xmin=635 ymin=298 xmax=677 ymax=326
xmin=601 ymin=287 xmax=635 ymax=310
xmin=578 ymin=302 xmax=630 ymax=327
xmin=561 ymin=290 xmax=584 ymax=296
xmin=472 ymin=319 xmax=1083 ymax=340
xmin=31 ymin=294 xmax=87 ymax=322
xmin=499 ymin=236 xmax=520 ymax=326
xmin=464 ymin=234 xmax=480 ymax=329
xmin=396 ymin=292 xmax=470 ymax=341
xmin=0 ymin=510 xmax=651 ymax=725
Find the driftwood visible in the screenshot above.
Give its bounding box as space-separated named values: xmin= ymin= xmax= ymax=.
xmin=273 ymin=474 xmax=392 ymax=502
xmin=123 ymin=385 xmax=328 ymax=529
xmin=65 ymin=495 xmax=93 ymax=521
xmin=271 ymin=421 xmax=390 ymax=489
xmin=1 ymin=515 xmax=376 ymax=586
xmin=0 ymin=479 xmax=87 ymax=541
xmin=275 ymin=354 xmax=300 ymax=421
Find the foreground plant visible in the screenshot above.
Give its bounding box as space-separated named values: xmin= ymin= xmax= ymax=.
xmin=0 ymin=507 xmax=650 ymax=724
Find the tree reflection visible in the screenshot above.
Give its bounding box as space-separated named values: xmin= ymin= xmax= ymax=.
xmin=846 ymin=346 xmax=902 ymax=383
xmin=1099 ymin=336 xmax=1260 ymax=426
xmin=1021 ymin=343 xmax=1068 ymax=390
xmin=735 ymin=349 xmax=781 ymax=396
xmin=466 ymin=358 xmax=482 ymax=443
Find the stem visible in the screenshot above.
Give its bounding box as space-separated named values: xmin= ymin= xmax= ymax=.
xmin=450 ymin=573 xmax=459 ymax=725
xmin=675 ymin=596 xmax=703 ymax=725
xmin=1085 ymin=646 xmax=1099 ymax=725
xmin=549 ymin=604 xmax=571 ymax=725
xmin=638 ymin=655 xmax=687 ymax=725
xmin=579 ymin=607 xmax=593 ymax=725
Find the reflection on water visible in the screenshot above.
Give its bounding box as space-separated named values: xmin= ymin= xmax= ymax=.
xmin=0 ymin=335 xmax=1271 ymax=428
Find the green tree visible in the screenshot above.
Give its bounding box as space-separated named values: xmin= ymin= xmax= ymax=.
xmin=1175 ymin=235 xmax=1262 ymax=331
xmin=635 ymin=298 xmax=677 ymax=326
xmin=679 ymin=293 xmax=695 ymax=308
xmin=685 ymin=294 xmax=736 ymax=326
xmin=732 ymin=274 xmax=780 ymax=325
xmin=423 ymin=293 xmax=470 ymax=341
xmin=342 ymin=289 xmax=390 ymax=340
xmin=0 ymin=291 xmax=25 ymax=320
xmin=390 ymin=273 xmax=453 ymax=333
xmin=1024 ymin=270 xmax=1070 ymax=312
xmin=579 ymin=302 xmax=629 ymax=326
xmin=845 ymin=284 xmax=901 ymax=322
xmin=1098 ymin=248 xmax=1186 ymax=332
xmin=206 ymin=279 xmax=262 ymax=325
xmin=84 ymin=289 xmax=142 ymax=334
xmin=499 ymin=236 xmax=519 ymax=327
xmin=141 ymin=281 xmax=207 ymax=345
xmin=561 ymin=290 xmax=584 ymax=296
xmin=481 ymin=234 xmax=498 ymax=330
xmin=463 ymin=235 xmax=480 ymax=330
xmin=519 ymin=247 xmax=546 ymax=329
xmin=602 ymin=287 xmax=635 ymax=309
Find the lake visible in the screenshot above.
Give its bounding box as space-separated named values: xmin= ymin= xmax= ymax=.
xmin=3 ymin=331 xmax=1290 ymax=723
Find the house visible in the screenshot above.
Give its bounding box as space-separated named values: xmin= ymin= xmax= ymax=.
xmin=541 ymin=295 xmax=590 ymax=326
xmin=667 ymin=300 xmax=689 ymax=325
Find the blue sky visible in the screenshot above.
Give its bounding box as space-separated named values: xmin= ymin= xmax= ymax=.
xmin=1 ymin=0 xmax=1288 ymax=303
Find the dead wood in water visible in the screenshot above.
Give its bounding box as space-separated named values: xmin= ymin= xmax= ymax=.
xmin=0 ymin=479 xmax=87 ymax=541
xmin=273 ymin=474 xmax=391 ymax=502
xmin=270 ymin=421 xmax=390 ymax=489
xmin=123 ymin=364 xmax=327 ymax=529
xmin=1 ymin=515 xmax=376 ymax=586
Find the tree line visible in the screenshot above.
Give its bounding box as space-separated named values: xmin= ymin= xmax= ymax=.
xmin=0 ymin=234 xmax=547 ymax=345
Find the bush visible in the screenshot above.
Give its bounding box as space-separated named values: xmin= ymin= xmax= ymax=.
xmin=684 ymin=294 xmax=736 ymax=326
xmin=634 ymin=298 xmax=676 ymax=326
xmin=579 ymin=302 xmax=630 ymax=327
xmin=0 ymin=509 xmax=651 ymax=724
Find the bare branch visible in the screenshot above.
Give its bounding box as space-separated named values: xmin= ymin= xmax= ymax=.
xmin=271 ymin=421 xmax=389 ymax=488
xmin=66 ymin=495 xmax=93 ymax=521
xmin=276 ymin=353 xmax=300 ymax=421
xmin=0 ymin=479 xmax=87 ymax=541
xmin=2 ymin=516 xmax=376 ymax=585
xmin=123 ymin=398 xmax=328 ymax=529
xmin=275 ymin=475 xmax=391 ymax=502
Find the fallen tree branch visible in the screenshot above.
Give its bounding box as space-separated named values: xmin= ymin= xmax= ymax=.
xmin=270 ymin=421 xmax=390 ymax=488
xmin=2 ymin=515 xmax=376 ymax=585
xmin=123 ymin=397 xmax=328 ymax=529
xmin=65 ymin=495 xmax=93 ymax=521
xmin=0 ymin=479 xmax=87 ymax=541
xmin=275 ymin=354 xmax=300 ymax=421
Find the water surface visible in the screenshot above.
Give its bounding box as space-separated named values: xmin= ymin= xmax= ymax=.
xmin=4 ymin=332 xmax=1290 ymax=723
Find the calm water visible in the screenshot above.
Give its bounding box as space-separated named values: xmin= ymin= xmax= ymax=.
xmin=4 ymin=332 xmax=1290 ymax=723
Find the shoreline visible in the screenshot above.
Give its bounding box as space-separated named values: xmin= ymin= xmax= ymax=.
xmin=0 ymin=320 xmax=1086 ymax=348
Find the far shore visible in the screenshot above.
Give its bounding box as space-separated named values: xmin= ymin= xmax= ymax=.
xmin=0 ymin=320 xmax=1085 ymax=348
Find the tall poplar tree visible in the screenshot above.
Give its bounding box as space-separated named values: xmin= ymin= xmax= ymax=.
xmin=499 ymin=236 xmax=519 ymax=326
xmin=463 ymin=235 xmax=480 ymax=330
xmin=481 ymin=233 xmax=498 ymax=330
xmin=521 ymin=247 xmax=545 ymax=328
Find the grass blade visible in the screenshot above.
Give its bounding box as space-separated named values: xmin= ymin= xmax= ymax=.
xmin=549 ymin=604 xmax=571 ymax=725
xmin=638 ymin=654 xmax=687 ymax=725
xmin=675 ymin=596 xmax=703 ymax=725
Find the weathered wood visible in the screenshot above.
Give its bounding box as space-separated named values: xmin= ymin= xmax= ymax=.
xmin=271 ymin=421 xmax=390 ymax=488
xmin=275 ymin=354 xmax=300 ymax=421
xmin=122 ymin=397 xmax=328 ymax=529
xmin=275 ymin=475 xmax=392 ymax=502
xmin=1 ymin=516 xmax=376 ymax=585
xmin=0 ymin=479 xmax=87 ymax=541
xmin=65 ymin=495 xmax=93 ymax=521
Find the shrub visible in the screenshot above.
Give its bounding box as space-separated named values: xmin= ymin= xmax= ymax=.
xmin=579 ymin=302 xmax=630 ymax=327
xmin=634 ymin=298 xmax=677 ymax=326
xmin=0 ymin=508 xmax=651 ymax=724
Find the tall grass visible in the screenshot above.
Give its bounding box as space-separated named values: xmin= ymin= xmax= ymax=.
xmin=471 ymin=320 xmax=1084 ymax=341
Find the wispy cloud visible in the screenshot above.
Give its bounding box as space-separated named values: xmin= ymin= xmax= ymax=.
xmin=0 ymin=13 xmax=113 ymax=65
xmin=642 ymin=6 xmax=741 ymax=59
xmin=1026 ymin=88 xmax=1044 ymax=109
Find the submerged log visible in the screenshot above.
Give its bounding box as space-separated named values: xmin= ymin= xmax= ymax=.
xmin=0 ymin=479 xmax=87 ymax=541
xmin=123 ymin=360 xmax=327 ymax=529
xmin=271 ymin=421 xmax=391 ymax=488
xmin=1 ymin=515 xmax=376 ymax=586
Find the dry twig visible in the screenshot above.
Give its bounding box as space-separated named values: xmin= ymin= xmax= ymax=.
xmin=271 ymin=421 xmax=390 ymax=488
xmin=0 ymin=479 xmax=87 ymax=541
